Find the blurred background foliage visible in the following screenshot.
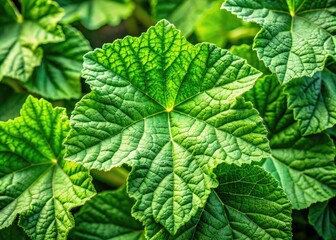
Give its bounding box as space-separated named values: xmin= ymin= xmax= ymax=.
xmin=0 ymin=0 xmax=328 ymax=239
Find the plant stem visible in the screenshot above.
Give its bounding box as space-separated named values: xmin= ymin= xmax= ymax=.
xmin=133 ymin=4 xmax=155 ymax=28
xmin=228 ymin=27 xmax=259 ymax=43
xmin=91 ymin=167 xmax=129 ymax=187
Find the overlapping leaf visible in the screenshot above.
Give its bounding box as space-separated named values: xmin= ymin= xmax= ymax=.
xmin=24 ymin=25 xmax=91 ymax=100
xmin=284 ymin=68 xmax=336 ymax=135
xmin=65 ymin=20 xmax=270 ymax=234
xmin=0 ymin=96 xmax=95 ymax=240
xmin=0 ymin=0 xmax=65 ymax=82
xmin=146 ymin=163 xmax=292 ymax=240
xmin=57 ymin=0 xmax=134 ymax=30
xmin=244 ymin=75 xmax=336 ymax=209
xmin=223 ymin=0 xmax=336 ymax=83
xmin=69 ymin=165 xmax=291 ymax=240
xmin=0 ymin=83 xmax=27 ymax=121
xmin=309 ymin=198 xmax=336 ymax=240
xmin=230 ymin=44 xmax=271 ymax=75
xmin=70 ymin=188 xmax=144 ymax=240
xmin=0 ymin=221 xmax=29 ymax=240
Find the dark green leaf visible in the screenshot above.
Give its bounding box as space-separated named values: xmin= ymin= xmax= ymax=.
xmin=309 ymin=198 xmax=336 ymax=240
xmin=24 ymin=25 xmax=91 ymax=100
xmin=284 ymin=69 xmax=336 ymax=135
xmin=70 ymin=188 xmax=144 ymax=240
xmin=0 ymin=0 xmax=64 ymax=82
xmin=244 ymin=75 xmax=336 ymax=209
xmin=147 ymin=164 xmax=292 ymax=240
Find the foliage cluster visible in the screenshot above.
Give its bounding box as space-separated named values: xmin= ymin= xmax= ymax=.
xmin=0 ymin=0 xmax=335 ymax=239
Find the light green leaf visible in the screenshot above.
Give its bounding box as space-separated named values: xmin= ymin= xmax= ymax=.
xmin=57 ymin=0 xmax=134 ymax=30
xmin=309 ymin=198 xmax=336 ymax=240
xmin=70 ymin=188 xmax=144 ymax=240
xmin=284 ymin=68 xmax=336 ymax=135
xmin=24 ymin=25 xmax=91 ymax=100
xmin=244 ymin=75 xmax=336 ymax=209
xmin=195 ymin=2 xmax=259 ymax=47
xmin=0 ymin=83 xmax=28 ymax=121
xmin=65 ymin=20 xmax=269 ymax=234
xmin=0 ymin=0 xmax=64 ymax=82
xmin=146 ymin=163 xmax=292 ymax=240
xmin=223 ymin=0 xmax=336 ymax=83
xmin=0 ymin=96 xmax=95 ymax=240
xmin=151 ymin=0 xmax=216 ymax=36
xmin=230 ymin=44 xmax=271 ymax=76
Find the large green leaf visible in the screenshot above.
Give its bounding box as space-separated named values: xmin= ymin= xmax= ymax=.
xmin=24 ymin=25 xmax=91 ymax=100
xmin=308 ymin=198 xmax=336 ymax=240
xmin=70 ymin=188 xmax=144 ymax=240
xmin=151 ymin=0 xmax=216 ymax=36
xmin=147 ymin=163 xmax=292 ymax=240
xmin=65 ymin=20 xmax=270 ymax=234
xmin=284 ymin=68 xmax=336 ymax=135
xmin=0 ymin=96 xmax=95 ymax=240
xmin=244 ymin=75 xmax=336 ymax=209
xmin=57 ymin=0 xmax=134 ymax=30
xmin=195 ymin=2 xmax=259 ymax=47
xmin=223 ymin=0 xmax=336 ymax=83
xmin=0 ymin=0 xmax=65 ymax=82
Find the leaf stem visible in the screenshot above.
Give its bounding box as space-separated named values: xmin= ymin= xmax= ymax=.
xmin=91 ymin=167 xmax=129 ymax=187
xmin=133 ymin=4 xmax=155 ymax=28
xmin=228 ymin=27 xmax=259 ymax=43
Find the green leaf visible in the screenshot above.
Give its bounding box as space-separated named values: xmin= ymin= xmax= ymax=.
xmin=151 ymin=0 xmax=216 ymax=36
xmin=284 ymin=68 xmax=336 ymax=135
xmin=70 ymin=188 xmax=144 ymax=240
xmin=195 ymin=2 xmax=259 ymax=47
xmin=309 ymin=198 xmax=336 ymax=240
xmin=58 ymin=0 xmax=134 ymax=30
xmin=244 ymin=75 xmax=336 ymax=209
xmin=0 ymin=96 xmax=95 ymax=240
xmin=230 ymin=44 xmax=271 ymax=75
xmin=146 ymin=163 xmax=292 ymax=240
xmin=223 ymin=0 xmax=336 ymax=83
xmin=0 ymin=221 xmax=30 ymax=240
xmin=65 ymin=20 xmax=270 ymax=234
xmin=0 ymin=0 xmax=65 ymax=82
xmin=24 ymin=25 xmax=91 ymax=100
xmin=0 ymin=83 xmax=27 ymax=121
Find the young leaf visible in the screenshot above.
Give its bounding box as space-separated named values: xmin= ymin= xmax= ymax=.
xmin=284 ymin=68 xmax=336 ymax=135
xmin=151 ymin=0 xmax=216 ymax=36
xmin=0 ymin=0 xmax=65 ymax=82
xmin=0 ymin=96 xmax=95 ymax=240
xmin=146 ymin=164 xmax=292 ymax=240
xmin=24 ymin=25 xmax=91 ymax=100
xmin=57 ymin=0 xmax=134 ymax=30
xmin=244 ymin=75 xmax=336 ymax=209
xmin=308 ymin=198 xmax=336 ymax=240
xmin=70 ymin=188 xmax=144 ymax=240
xmin=223 ymin=0 xmax=336 ymax=83
xmin=65 ymin=20 xmax=270 ymax=234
